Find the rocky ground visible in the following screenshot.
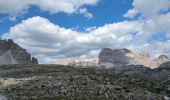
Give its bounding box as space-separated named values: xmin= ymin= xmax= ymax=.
xmin=0 ymin=64 xmax=170 ymax=100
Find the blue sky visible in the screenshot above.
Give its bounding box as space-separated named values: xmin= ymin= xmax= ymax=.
xmin=0 ymin=0 xmax=132 ymax=34
xmin=0 ymin=0 xmax=170 ymax=63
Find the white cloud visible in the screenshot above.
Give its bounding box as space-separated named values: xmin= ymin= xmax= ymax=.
xmin=0 ymin=0 xmax=30 ymax=15
xmin=0 ymin=0 xmax=99 ymax=18
xmin=32 ymin=0 xmax=99 ymax=14
xmin=123 ymin=8 xmax=139 ymax=18
xmin=79 ymin=8 xmax=93 ymax=20
xmin=125 ymin=0 xmax=170 ymax=18
xmin=2 ymin=16 xmax=140 ymax=63
xmin=128 ymin=40 xmax=170 ymax=58
xmin=85 ymin=26 xmax=97 ymax=32
xmin=1 ymin=0 xmax=170 ymax=63
xmin=2 ymin=14 xmax=170 ymax=63
xmin=123 ymin=0 xmax=170 ymax=58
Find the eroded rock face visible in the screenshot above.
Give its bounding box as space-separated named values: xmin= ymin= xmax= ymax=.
xmin=99 ymin=48 xmax=131 ymax=67
xmin=99 ymin=48 xmax=169 ymax=68
xmin=31 ymin=57 xmax=38 ymax=64
xmin=0 ymin=39 xmax=38 ymax=65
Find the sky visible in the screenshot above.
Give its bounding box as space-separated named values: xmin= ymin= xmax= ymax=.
xmin=0 ymin=0 xmax=170 ymax=63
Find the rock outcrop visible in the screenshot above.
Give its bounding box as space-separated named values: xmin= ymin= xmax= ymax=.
xmin=158 ymin=61 xmax=170 ymax=69
xmin=98 ymin=48 xmax=169 ymax=68
xmin=0 ymin=39 xmax=38 ymax=65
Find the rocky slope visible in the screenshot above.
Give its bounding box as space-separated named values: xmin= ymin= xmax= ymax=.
xmin=99 ymin=48 xmax=169 ymax=68
xmin=0 ymin=39 xmax=38 ymax=65
xmin=0 ymin=64 xmax=170 ymax=100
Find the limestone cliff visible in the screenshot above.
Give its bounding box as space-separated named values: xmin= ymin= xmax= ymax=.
xmin=0 ymin=39 xmax=38 ymax=65
xmin=98 ymin=48 xmax=169 ymax=68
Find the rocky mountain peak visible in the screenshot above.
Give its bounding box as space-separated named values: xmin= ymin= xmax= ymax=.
xmin=113 ymin=48 xmax=131 ymax=54
xmin=0 ymin=39 xmax=23 ymax=51
xmin=99 ymin=48 xmax=132 ymax=66
xmin=0 ymin=39 xmax=38 ymax=65
xmin=99 ymin=48 xmax=169 ymax=69
xmin=56 ymin=57 xmax=98 ymax=67
xmin=100 ymin=48 xmax=131 ymax=55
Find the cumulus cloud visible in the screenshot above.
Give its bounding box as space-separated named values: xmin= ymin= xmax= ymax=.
xmin=123 ymin=0 xmax=170 ymax=58
xmin=2 ymin=16 xmax=140 ymax=63
xmin=123 ymin=9 xmax=139 ymax=18
xmin=2 ymin=15 xmax=170 ymax=63
xmin=0 ymin=0 xmax=99 ymax=18
xmin=124 ymin=0 xmax=170 ymax=38
xmin=128 ymin=40 xmax=170 ymax=58
xmin=125 ymin=0 xmax=170 ymax=18
xmin=1 ymin=0 xmax=170 ymax=63
xmin=79 ymin=8 xmax=93 ymax=20
xmin=0 ymin=0 xmax=30 ymax=15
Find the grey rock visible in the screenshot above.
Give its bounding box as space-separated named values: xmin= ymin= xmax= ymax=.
xmin=99 ymin=48 xmax=131 ymax=66
xmin=31 ymin=57 xmax=38 ymax=64
xmin=158 ymin=55 xmax=169 ymax=60
xmin=0 ymin=39 xmax=38 ymax=65
xmin=0 ymin=64 xmax=169 ymax=99
xmin=98 ymin=48 xmax=169 ymax=69
xmin=158 ymin=61 xmax=170 ymax=69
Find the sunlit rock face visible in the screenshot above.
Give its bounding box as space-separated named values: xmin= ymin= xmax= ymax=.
xmin=56 ymin=57 xmax=98 ymax=67
xmin=98 ymin=48 xmax=169 ymax=69
xmin=0 ymin=39 xmax=38 ymax=65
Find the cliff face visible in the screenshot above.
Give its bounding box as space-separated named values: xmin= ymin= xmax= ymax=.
xmin=0 ymin=39 xmax=38 ymax=65
xmin=99 ymin=48 xmax=131 ymax=67
xmin=98 ymin=48 xmax=169 ymax=68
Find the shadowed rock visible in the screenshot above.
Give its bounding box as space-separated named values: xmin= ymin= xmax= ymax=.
xmin=0 ymin=39 xmax=38 ymax=65
xmin=99 ymin=48 xmax=169 ymax=68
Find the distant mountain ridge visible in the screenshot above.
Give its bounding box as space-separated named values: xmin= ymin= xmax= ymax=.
xmin=56 ymin=48 xmax=169 ymax=69
xmin=98 ymin=48 xmax=169 ymax=68
xmin=0 ymin=39 xmax=38 ymax=65
xmin=56 ymin=57 xmax=98 ymax=67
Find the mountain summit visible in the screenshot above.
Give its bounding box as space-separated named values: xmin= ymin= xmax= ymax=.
xmin=0 ymin=39 xmax=38 ymax=65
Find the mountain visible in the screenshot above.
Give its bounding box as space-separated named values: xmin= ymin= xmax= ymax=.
xmin=56 ymin=57 xmax=98 ymax=67
xmin=98 ymin=48 xmax=169 ymax=68
xmin=0 ymin=39 xmax=38 ymax=65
